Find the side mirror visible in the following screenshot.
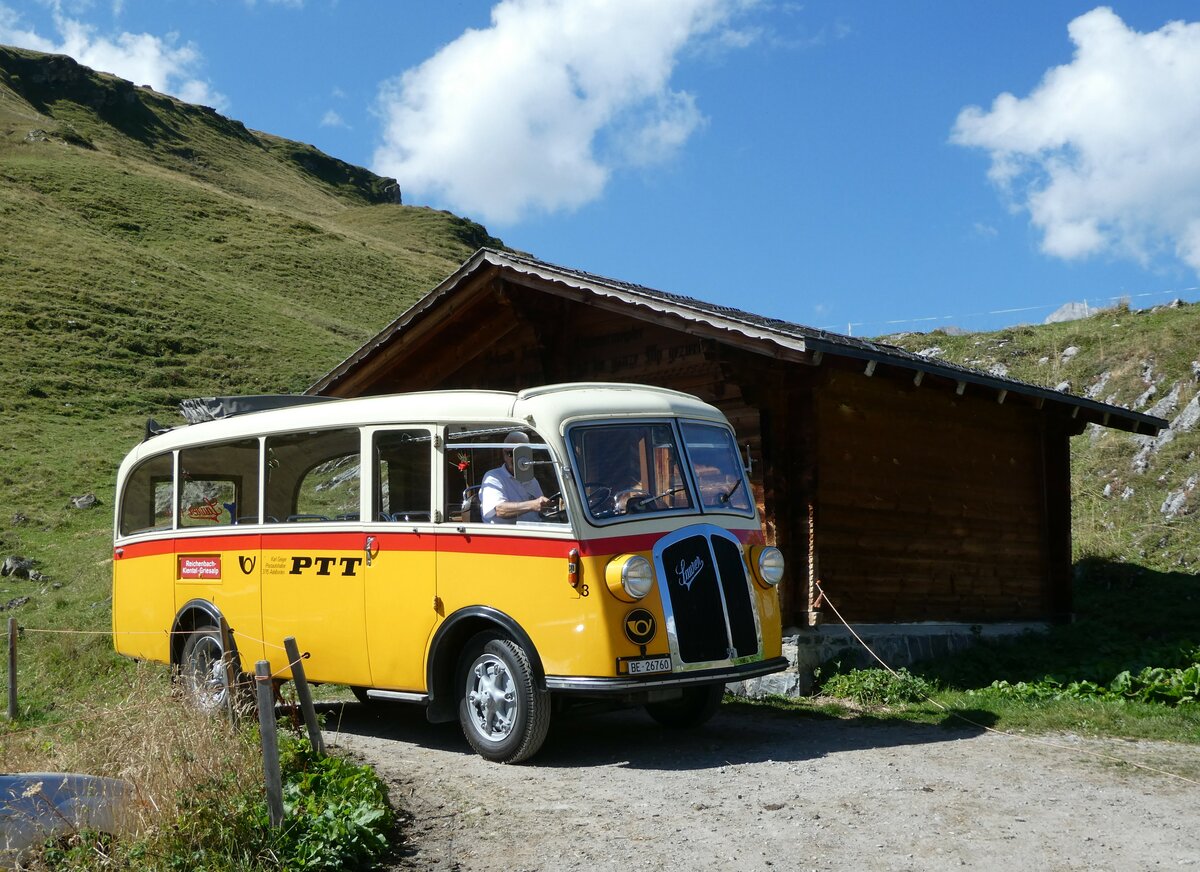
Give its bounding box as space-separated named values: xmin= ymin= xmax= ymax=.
xmin=511 ymin=444 xmax=535 ymax=483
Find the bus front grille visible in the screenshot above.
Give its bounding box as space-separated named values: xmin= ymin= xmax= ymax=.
xmin=658 ymin=530 xmax=759 ymax=665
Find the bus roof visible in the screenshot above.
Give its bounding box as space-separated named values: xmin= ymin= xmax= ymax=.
xmin=122 ymin=383 xmax=727 ymax=466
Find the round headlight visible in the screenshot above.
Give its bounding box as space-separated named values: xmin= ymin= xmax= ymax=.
xmin=605 ymin=554 xmax=654 ymax=601
xmin=755 ymin=546 xmax=785 ymax=587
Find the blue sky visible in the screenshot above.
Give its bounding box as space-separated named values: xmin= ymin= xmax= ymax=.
xmin=4 ymin=1 xmax=1200 ymax=336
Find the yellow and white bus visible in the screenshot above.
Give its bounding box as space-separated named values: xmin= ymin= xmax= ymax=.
xmin=113 ymin=383 xmax=786 ymax=762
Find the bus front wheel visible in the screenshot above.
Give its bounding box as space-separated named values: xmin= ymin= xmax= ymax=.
xmin=456 ymin=635 xmax=550 ymax=764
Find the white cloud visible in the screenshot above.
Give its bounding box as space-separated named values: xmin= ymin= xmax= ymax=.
xmin=320 ymin=109 xmax=347 ymax=129
xmin=0 ymin=3 xmax=227 ymax=111
xmin=953 ymin=7 xmax=1200 ymax=274
xmin=372 ymin=0 xmax=756 ymax=225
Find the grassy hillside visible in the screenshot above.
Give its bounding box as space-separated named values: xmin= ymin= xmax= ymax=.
xmin=0 ymin=43 xmax=1195 ymax=749
xmin=0 ymin=45 xmax=501 ymax=718
xmin=885 ymin=302 xmax=1200 ymax=571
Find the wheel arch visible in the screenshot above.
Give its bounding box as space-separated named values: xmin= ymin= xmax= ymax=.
xmin=170 ymin=598 xmax=225 ymax=667
xmin=425 ymin=606 xmax=545 ymax=724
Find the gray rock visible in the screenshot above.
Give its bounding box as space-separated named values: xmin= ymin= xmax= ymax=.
xmin=1084 ymin=371 xmax=1111 ymax=399
xmin=69 ymin=493 xmax=99 ymax=510
xmin=0 ymin=596 xmax=30 ymax=611
xmin=1161 ymin=475 xmax=1197 ymax=519
xmin=1133 ymin=384 xmax=1157 ymax=409
xmin=1147 ymin=384 xmax=1182 ymax=419
xmin=1060 ymin=346 xmax=1080 ymax=363
xmin=1 ymin=557 xmax=33 ymax=579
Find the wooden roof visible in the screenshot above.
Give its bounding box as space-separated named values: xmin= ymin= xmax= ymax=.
xmin=309 ymin=248 xmax=1167 ymax=436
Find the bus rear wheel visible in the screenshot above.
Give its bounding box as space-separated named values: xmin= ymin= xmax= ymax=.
xmin=456 ymin=635 xmax=550 ymax=764
xmin=645 ymin=684 xmax=724 ymax=729
xmin=179 ymin=625 xmax=233 ymax=714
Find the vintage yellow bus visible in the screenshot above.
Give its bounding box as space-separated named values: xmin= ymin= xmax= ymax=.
xmin=113 ymin=383 xmax=785 ymax=762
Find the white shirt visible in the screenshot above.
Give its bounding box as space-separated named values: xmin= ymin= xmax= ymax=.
xmin=480 ymin=464 xmax=544 ymax=523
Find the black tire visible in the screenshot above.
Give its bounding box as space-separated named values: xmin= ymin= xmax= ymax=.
xmin=179 ymin=625 xmax=233 ymax=714
xmin=645 ymin=684 xmax=724 ymax=729
xmin=456 ymin=635 xmax=550 ymax=764
xmin=351 ymin=685 xmax=373 ymax=704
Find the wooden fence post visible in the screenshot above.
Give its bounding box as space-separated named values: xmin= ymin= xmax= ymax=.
xmin=219 ymin=616 xmax=237 ymax=725
xmin=6 ymin=617 xmax=16 ymax=721
xmin=255 ymin=660 xmax=284 ymax=827
xmin=283 ymin=636 xmax=325 ymax=755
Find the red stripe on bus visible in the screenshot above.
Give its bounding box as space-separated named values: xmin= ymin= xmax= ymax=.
xmin=434 ymin=535 xmax=579 ymax=559
xmin=117 ymin=525 xmax=762 ymax=561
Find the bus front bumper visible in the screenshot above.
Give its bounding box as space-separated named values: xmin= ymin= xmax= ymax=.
xmin=544 ymin=655 xmax=789 ymax=694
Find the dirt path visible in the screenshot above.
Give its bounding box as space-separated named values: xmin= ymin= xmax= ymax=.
xmin=322 ymin=700 xmax=1200 ymax=871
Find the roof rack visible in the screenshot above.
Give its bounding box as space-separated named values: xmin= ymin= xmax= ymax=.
xmin=178 ymin=394 xmax=335 ymax=424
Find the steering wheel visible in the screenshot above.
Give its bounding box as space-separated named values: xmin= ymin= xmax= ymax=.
xmin=583 ymin=484 xmax=613 ymax=513
xmin=538 ymin=491 xmax=565 ymax=522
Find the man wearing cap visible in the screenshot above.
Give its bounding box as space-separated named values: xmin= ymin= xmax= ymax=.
xmin=480 ymin=431 xmax=552 ymax=523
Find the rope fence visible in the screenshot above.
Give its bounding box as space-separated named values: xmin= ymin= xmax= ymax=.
xmin=4 ymin=600 xmax=1198 ymax=797
xmin=813 ymin=579 xmax=1200 ymax=788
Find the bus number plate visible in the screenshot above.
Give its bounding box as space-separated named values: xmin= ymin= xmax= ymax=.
xmin=624 ymin=656 xmax=672 ymax=675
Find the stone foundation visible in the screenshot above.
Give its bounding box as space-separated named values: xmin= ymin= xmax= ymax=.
xmin=728 ymin=622 xmax=1050 ymax=698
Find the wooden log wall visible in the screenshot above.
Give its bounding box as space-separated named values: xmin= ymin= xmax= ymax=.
xmin=350 ymin=274 xmax=1072 ymax=627
xmin=814 ymin=364 xmax=1055 ymax=623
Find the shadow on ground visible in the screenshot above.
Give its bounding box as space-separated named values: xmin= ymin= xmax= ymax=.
xmin=317 ymin=697 xmax=997 ymax=772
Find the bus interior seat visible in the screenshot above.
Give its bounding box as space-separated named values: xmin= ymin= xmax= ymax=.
xmin=461 ymin=486 xmax=482 ymax=523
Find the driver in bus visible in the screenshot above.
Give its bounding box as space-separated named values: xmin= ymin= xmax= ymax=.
xmin=480 ymin=431 xmax=552 ymax=523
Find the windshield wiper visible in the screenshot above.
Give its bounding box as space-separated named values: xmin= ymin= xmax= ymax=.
xmin=718 ymin=477 xmax=743 ymax=504
xmin=629 ymin=485 xmax=687 ymax=511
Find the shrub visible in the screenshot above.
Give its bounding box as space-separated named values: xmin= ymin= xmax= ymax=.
xmin=819 ymin=667 xmax=936 ymax=706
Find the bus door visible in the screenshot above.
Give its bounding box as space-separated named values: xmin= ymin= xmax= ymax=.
xmin=175 ymin=439 xmax=265 ymax=666
xmin=260 ymin=427 xmax=371 ymax=685
xmin=362 ymin=427 xmax=437 ymax=691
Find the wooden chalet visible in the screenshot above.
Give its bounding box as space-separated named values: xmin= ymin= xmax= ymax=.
xmin=309 ymin=249 xmax=1166 ymax=630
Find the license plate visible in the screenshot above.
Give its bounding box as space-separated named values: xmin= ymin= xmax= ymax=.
xmin=624 ymin=656 xmax=672 ymax=675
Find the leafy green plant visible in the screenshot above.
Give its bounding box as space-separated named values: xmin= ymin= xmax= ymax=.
xmin=269 ymin=737 xmax=394 ymax=870
xmin=28 ymin=735 xmax=394 ymax=871
xmin=977 ymin=653 xmax=1200 ymax=708
xmin=819 ymin=667 xmax=937 ymax=706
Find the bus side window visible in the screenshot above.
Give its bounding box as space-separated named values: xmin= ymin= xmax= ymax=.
xmin=179 ymin=439 xmax=259 ymax=527
xmin=265 ymin=429 xmax=360 ymax=523
xmin=375 ymin=429 xmax=432 ymax=522
xmin=119 ymin=453 xmax=174 ymax=536
xmin=444 ymin=445 xmax=488 ymax=523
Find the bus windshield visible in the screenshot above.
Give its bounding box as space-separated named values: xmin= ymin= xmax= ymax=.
xmin=680 ymin=421 xmax=752 ymax=512
xmin=568 ymin=422 xmax=694 ymax=521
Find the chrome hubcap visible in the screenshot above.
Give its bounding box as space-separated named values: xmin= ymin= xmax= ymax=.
xmin=465 ymin=654 xmax=517 ymax=742
xmin=187 ymin=635 xmax=228 ymax=712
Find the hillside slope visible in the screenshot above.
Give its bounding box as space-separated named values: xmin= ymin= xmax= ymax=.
xmin=0 ymin=46 xmax=501 ymax=697
xmin=0 ymin=45 xmax=501 ymax=534
xmin=886 ymin=303 xmax=1200 ymax=571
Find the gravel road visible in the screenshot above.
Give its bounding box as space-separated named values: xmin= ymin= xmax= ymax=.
xmin=322 ymin=700 xmax=1200 ymax=872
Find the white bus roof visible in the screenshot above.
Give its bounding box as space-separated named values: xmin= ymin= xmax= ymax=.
xmin=120 ymin=383 xmax=728 ymax=467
